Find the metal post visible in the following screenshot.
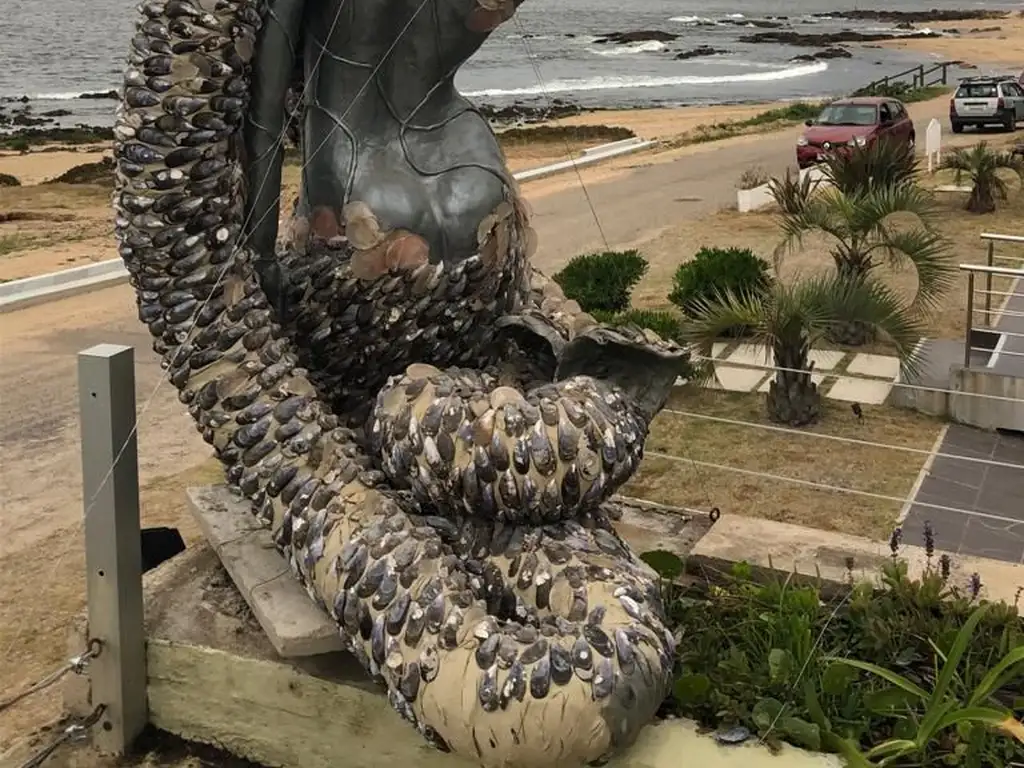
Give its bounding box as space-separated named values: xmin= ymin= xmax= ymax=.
xmin=985 ymin=241 xmax=994 ymax=327
xmin=77 ymin=344 xmax=147 ymax=754
xmin=964 ymin=273 xmax=975 ymax=368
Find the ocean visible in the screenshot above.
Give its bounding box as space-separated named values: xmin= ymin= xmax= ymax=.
xmin=0 ymin=0 xmax=1018 ymax=128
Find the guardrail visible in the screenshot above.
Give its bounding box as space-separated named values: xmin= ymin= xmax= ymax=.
xmin=978 ymin=232 xmax=1024 ymax=327
xmin=863 ymin=62 xmax=951 ymax=93
xmin=961 ymin=262 xmax=1024 ymax=368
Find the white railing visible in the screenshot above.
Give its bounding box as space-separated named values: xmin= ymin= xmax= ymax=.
xmin=977 ymin=232 xmax=1024 ymax=327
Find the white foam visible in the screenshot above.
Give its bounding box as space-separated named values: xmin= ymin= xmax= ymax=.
xmin=463 ymin=61 xmax=828 ymax=98
xmin=586 ymin=41 xmax=667 ymax=56
xmin=669 ymin=15 xmax=715 ymax=25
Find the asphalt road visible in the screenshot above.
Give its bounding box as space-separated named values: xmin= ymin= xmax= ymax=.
xmin=0 ymin=97 xmax=955 ymax=556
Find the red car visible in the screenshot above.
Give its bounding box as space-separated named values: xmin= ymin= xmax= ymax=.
xmin=796 ymin=96 xmax=916 ymax=169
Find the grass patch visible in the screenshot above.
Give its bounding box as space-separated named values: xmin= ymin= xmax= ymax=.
xmin=494 ymin=123 xmax=634 ymax=146
xmin=0 ymin=126 xmax=113 ymax=150
xmin=623 ymin=388 xmax=943 ymax=539
xmin=852 ymin=83 xmax=951 ymax=104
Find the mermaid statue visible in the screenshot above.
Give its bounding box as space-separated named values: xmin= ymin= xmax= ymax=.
xmin=112 ymin=1 xmax=690 ymax=765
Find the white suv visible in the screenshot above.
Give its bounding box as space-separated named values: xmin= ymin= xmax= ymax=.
xmin=950 ymin=77 xmax=1024 ymax=133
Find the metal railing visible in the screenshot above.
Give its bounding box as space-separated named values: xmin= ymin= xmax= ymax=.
xmin=863 ymin=62 xmax=951 ymax=93
xmin=961 ymin=261 xmax=1024 ymax=368
xmin=978 ymin=232 xmax=1024 ymax=326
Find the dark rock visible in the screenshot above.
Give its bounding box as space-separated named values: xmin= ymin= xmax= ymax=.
xmin=720 ymin=18 xmax=784 ymax=29
xmin=0 ymin=172 xmax=20 ymax=187
xmin=791 ymin=46 xmax=853 ymax=62
xmin=674 ymin=46 xmax=729 ymax=60
xmin=593 ymin=30 xmax=679 ymax=45
xmin=741 ymin=30 xmax=940 ymax=46
xmin=477 ymin=101 xmax=587 ymax=124
xmin=815 ymin=9 xmax=1006 ymax=24
xmin=41 ymin=109 xmax=73 ymax=117
xmin=12 ymin=113 xmax=50 ymax=127
xmin=45 ymin=156 xmax=115 ymax=185
xmin=78 ymin=90 xmax=119 ymax=100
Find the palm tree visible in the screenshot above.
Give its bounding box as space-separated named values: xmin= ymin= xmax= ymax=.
xmin=774 ymin=183 xmax=955 ymax=345
xmin=941 ymin=143 xmax=1024 ymax=214
xmin=682 ymin=276 xmax=925 ymax=427
xmin=819 ymin=137 xmax=920 ymax=197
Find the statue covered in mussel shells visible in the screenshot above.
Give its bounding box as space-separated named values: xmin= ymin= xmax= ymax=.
xmin=113 ymin=0 xmax=690 ymax=765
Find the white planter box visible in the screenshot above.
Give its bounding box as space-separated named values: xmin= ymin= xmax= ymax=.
xmin=736 ymin=183 xmax=775 ymax=213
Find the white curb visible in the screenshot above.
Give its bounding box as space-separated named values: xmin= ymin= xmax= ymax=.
xmin=0 ymin=137 xmax=657 ymax=314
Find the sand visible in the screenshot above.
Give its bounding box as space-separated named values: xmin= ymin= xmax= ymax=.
xmin=879 ymin=15 xmax=1024 ymax=69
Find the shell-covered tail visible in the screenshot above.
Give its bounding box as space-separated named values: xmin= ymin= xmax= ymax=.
xmin=112 ymin=1 xmax=675 ymax=766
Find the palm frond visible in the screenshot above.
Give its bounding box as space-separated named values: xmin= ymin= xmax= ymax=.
xmin=871 ymin=227 xmax=956 ymax=313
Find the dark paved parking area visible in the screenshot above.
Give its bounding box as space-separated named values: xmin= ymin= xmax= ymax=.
xmin=902 ymin=425 xmax=1024 ymax=564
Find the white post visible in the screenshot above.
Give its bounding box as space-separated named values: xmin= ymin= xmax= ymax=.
xmin=925 ymin=118 xmax=942 ymax=174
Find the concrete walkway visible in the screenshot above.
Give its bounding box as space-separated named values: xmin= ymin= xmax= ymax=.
xmin=901 ymin=425 xmax=1024 ymax=564
xmin=706 ymin=342 xmax=901 ymax=404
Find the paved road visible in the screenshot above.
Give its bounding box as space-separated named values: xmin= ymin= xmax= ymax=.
xmin=0 ymin=96 xmax=956 ymax=556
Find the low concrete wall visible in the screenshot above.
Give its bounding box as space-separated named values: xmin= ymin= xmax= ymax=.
xmin=63 ymin=542 xmax=841 ymax=768
xmin=948 ymin=365 xmax=1024 ymax=431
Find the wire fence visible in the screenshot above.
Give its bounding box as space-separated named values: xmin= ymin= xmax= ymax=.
xmin=16 ymin=705 xmax=107 ymax=768
xmin=1 ymin=640 xmax=105 ymax=768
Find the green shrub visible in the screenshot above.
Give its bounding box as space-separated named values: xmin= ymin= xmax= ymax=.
xmin=553 ymin=249 xmax=648 ymax=313
xmin=648 ymin=526 xmax=1024 ymax=766
xmin=0 ymin=172 xmax=20 ymax=187
xmin=592 ymin=308 xmax=684 ymax=343
xmin=668 ymin=247 xmax=771 ymax=336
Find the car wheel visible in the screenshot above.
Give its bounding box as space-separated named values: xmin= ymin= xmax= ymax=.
xmin=907 ymin=133 xmax=915 ymax=150
xmin=951 ymin=120 xmax=964 ymax=134
xmin=1004 ymin=113 xmax=1016 ymax=132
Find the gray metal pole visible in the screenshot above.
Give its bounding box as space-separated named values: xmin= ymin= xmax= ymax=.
xmin=964 ymin=273 xmax=974 ymax=369
xmin=77 ymin=344 xmax=147 ymax=753
xmin=985 ymin=241 xmax=994 ymax=327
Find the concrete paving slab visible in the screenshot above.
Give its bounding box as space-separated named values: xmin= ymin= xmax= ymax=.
xmin=689 ymin=515 xmax=1024 ymax=606
xmin=825 ymin=376 xmax=893 ymax=405
xmin=715 ymin=367 xmax=767 ymax=392
xmin=903 ymin=425 xmax=1024 ymax=564
xmin=845 ymin=352 xmax=901 ymax=380
xmin=712 ymin=342 xmax=729 ymax=359
xmin=807 ymin=349 xmax=846 ymax=371
xmin=725 ymin=343 xmax=775 ymax=367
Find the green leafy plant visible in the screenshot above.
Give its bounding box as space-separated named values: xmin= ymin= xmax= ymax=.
xmin=819 ymin=138 xmax=921 ymax=198
xmin=552 ymin=249 xmax=648 ymax=313
xmin=592 ymin=308 xmax=685 ymax=343
xmin=941 ymin=143 xmax=1024 ymax=214
xmin=774 ymin=181 xmax=955 ymax=345
xmin=769 ymin=168 xmax=821 ymax=215
xmin=646 ymin=523 xmax=1024 ymax=767
xmin=737 ymin=165 xmax=770 ymax=190
xmin=668 ymin=247 xmax=770 ymax=337
xmin=830 ymin=604 xmax=1024 ymax=766
xmin=681 ymin=275 xmax=923 ymax=426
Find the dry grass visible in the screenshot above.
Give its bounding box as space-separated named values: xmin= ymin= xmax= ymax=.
xmin=622 ymin=387 xmax=945 ymax=540
xmin=0 ymin=460 xmax=223 ymax=755
xmin=630 ymin=170 xmax=1024 ymax=345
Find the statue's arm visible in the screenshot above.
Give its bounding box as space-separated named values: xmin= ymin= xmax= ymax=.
xmin=243 ymin=0 xmax=305 ymax=263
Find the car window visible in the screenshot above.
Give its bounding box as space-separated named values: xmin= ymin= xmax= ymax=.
xmin=879 ymin=103 xmax=892 ymax=121
xmin=816 ymin=103 xmax=878 ymax=126
xmin=957 ymin=84 xmax=998 ymax=98
xmin=1003 ymin=83 xmax=1024 ymax=97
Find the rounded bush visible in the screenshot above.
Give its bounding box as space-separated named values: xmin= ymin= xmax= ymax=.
xmin=669 ymin=246 xmax=770 ymax=335
xmin=553 ymin=249 xmax=648 ymax=313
